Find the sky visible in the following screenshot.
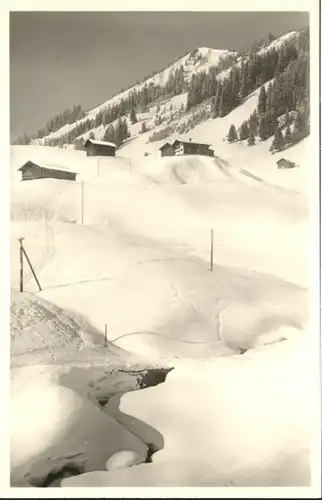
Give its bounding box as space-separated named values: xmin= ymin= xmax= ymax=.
xmin=10 ymin=11 xmax=309 ymax=141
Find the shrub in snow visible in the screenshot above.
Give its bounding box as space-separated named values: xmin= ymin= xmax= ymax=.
xmin=227 ymin=124 xmax=238 ymax=143
xmin=247 ymin=129 xmax=256 ymax=146
xmin=239 ymin=120 xmax=249 ymax=141
xmin=270 ymin=127 xmax=285 ymax=153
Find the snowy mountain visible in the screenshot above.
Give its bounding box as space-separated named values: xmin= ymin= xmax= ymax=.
xmin=10 ymin=25 xmax=315 ymax=490
xmin=30 ymin=46 xmax=234 ymax=145
xmin=26 ymin=28 xmax=307 ymax=152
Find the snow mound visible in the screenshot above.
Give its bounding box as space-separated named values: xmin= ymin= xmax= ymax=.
xmin=140 ymin=155 xmax=265 ymax=187
xmin=11 ymin=291 xmax=84 ymax=354
xmin=10 ymin=378 xmax=148 ymax=486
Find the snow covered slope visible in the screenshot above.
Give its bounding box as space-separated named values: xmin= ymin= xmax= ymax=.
xmin=35 ymin=46 xmax=234 ymax=144
xmin=10 ymin=27 xmax=314 ymax=490
xmin=11 ymin=143 xmax=308 ymax=358
xmin=29 ymin=30 xmax=300 ymax=149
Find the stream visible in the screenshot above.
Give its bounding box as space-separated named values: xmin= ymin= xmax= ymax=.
xmin=16 ymin=365 xmax=173 ymax=487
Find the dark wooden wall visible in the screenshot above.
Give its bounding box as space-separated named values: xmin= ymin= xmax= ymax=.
xmin=21 ymin=163 xmax=76 ymax=181
xmin=161 ymin=146 xmax=175 ymax=157
xmin=86 ymin=143 xmax=116 ymax=157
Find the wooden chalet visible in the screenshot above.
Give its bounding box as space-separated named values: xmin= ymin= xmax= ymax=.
xmin=159 ymin=142 xmax=175 ymax=157
xmin=172 ymin=139 xmax=214 ymax=157
xmin=84 ymin=138 xmax=116 ymax=157
xmin=18 ymin=161 xmax=77 ymax=182
xmin=276 ymin=158 xmax=296 ymax=169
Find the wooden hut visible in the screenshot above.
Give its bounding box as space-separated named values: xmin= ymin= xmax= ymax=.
xmin=18 ymin=161 xmax=77 ymax=181
xmin=172 ymin=139 xmax=214 ymax=157
xmin=84 ymin=138 xmax=116 ymax=157
xmin=159 ymin=142 xmax=175 ymax=157
xmin=276 ymin=158 xmax=296 ymax=169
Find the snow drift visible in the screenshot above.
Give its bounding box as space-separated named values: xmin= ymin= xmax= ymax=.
xmin=63 ymin=331 xmax=310 ymax=487
xmin=10 ymin=375 xmax=148 ymax=486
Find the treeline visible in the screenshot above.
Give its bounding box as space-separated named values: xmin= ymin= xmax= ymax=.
xmin=226 ymin=27 xmax=310 ymax=150
xmin=14 ymin=28 xmax=309 ymax=150
xmin=12 ymin=105 xmax=85 ymax=145
xmin=16 ymin=66 xmax=187 ymax=147
xmin=187 ymin=29 xmax=305 ymax=115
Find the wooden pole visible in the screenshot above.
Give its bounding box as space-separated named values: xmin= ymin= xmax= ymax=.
xmin=104 ymin=324 xmax=107 ymax=348
xmin=18 ymin=237 xmax=24 ymax=292
xmin=210 ymin=228 xmax=214 ymax=271
xmin=81 ymin=180 xmax=84 ymax=226
xmin=21 ymin=245 xmax=42 ymax=292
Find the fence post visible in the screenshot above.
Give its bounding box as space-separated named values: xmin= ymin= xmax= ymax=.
xmin=104 ymin=324 xmax=107 ymax=347
xmin=210 ymin=228 xmax=214 ymax=271
xmin=18 ymin=237 xmax=24 ymax=292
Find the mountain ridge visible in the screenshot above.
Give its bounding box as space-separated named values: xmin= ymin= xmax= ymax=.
xmin=14 ymin=27 xmax=309 ymax=154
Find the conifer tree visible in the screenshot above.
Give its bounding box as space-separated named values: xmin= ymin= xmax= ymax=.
xmin=140 ymin=121 xmax=148 ymax=134
xmin=219 ymin=86 xmax=227 ymax=118
xmin=248 ymin=128 xmax=255 ymax=146
xmin=258 ymin=115 xmax=267 ymax=140
xmin=103 ymin=124 xmax=115 ymax=144
xmin=292 ymin=108 xmax=308 ymax=142
xmin=130 ymin=106 xmax=138 ymax=124
xmin=266 ymin=82 xmax=273 ymax=113
xmin=227 ymin=124 xmax=238 ymax=143
xmin=249 ymin=109 xmax=259 ymax=134
xmin=284 ymin=124 xmax=292 ymax=145
xmin=270 ymin=126 xmax=285 ymax=152
xmin=239 ymin=120 xmax=250 ymax=140
xmin=266 ymin=109 xmax=278 ymax=138
xmin=212 ymin=83 xmax=222 ymax=118
xmin=257 ymin=85 xmax=267 ymax=116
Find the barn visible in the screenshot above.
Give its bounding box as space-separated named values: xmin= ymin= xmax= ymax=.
xmin=276 ymin=158 xmax=296 ymax=169
xmin=18 ymin=161 xmax=77 ymax=182
xmin=84 ymin=138 xmax=116 ymax=157
xmin=172 ymin=139 xmax=214 ymax=157
xmin=159 ymin=142 xmax=175 ymax=157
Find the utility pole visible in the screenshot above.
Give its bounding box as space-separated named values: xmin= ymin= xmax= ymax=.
xmin=210 ymin=228 xmax=214 ymax=271
xmin=18 ymin=237 xmax=24 ymax=292
xmin=104 ymin=324 xmax=107 ymax=348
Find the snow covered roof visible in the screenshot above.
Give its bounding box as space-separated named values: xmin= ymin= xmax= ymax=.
xmin=159 ymin=142 xmax=172 ymax=150
xmin=172 ymin=139 xmax=211 ymax=148
xmin=276 ymin=158 xmax=295 ymax=165
xmin=18 ymin=160 xmax=77 ymax=174
xmin=84 ymin=139 xmax=116 ymax=148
